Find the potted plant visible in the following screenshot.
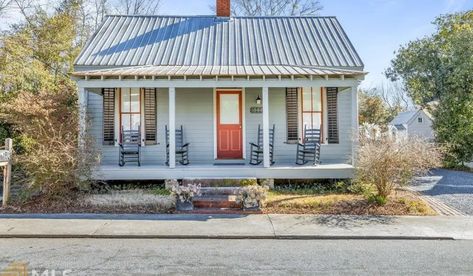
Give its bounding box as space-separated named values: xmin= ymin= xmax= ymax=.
xmin=171 ymin=183 xmax=201 ymax=211
xmin=237 ymin=185 xmax=269 ymax=210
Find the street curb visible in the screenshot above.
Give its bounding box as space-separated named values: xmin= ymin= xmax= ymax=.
xmin=0 ymin=234 xmax=455 ymax=240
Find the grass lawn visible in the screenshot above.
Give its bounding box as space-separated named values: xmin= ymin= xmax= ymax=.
xmin=263 ymin=189 xmax=436 ymax=216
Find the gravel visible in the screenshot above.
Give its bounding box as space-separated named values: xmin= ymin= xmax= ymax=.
xmin=412 ymin=169 xmax=473 ymax=215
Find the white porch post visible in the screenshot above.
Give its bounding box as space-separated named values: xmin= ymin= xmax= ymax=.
xmin=168 ymin=87 xmax=176 ymax=168
xmin=351 ymin=85 xmax=359 ymax=165
xmin=262 ymin=86 xmax=270 ymax=168
xmin=78 ymin=86 xmax=88 ymax=148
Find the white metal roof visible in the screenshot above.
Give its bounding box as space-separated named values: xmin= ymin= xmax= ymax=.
xmin=72 ymin=65 xmax=366 ymax=78
xmin=74 ymin=15 xmax=364 ymax=71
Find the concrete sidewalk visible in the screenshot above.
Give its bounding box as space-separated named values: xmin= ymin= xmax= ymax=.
xmin=0 ymin=214 xmax=472 ymax=240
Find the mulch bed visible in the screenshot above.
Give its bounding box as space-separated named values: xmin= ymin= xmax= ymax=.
xmin=0 ymin=189 xmax=434 ymax=216
xmin=0 ymin=194 xmax=174 ymax=214
xmin=263 ymin=190 xmax=436 ymax=216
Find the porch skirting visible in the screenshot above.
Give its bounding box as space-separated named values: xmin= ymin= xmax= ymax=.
xmin=93 ymin=163 xmax=354 ymax=180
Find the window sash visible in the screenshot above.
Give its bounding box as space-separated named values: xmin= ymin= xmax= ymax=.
xmin=301 ymin=87 xmax=323 ymax=137
xmin=120 ymin=88 xmax=141 ymax=132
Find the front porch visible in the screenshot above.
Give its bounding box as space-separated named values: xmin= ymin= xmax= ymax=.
xmin=77 ymin=70 xmax=362 ymax=180
xmin=94 ymin=163 xmax=354 ymax=180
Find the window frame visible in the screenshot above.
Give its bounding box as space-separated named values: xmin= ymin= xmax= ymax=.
xmin=300 ymin=87 xmax=324 ymax=142
xmin=119 ymin=88 xmax=142 ymax=141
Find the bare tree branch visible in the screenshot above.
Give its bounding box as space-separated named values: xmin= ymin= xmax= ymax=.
xmin=370 ymin=80 xmax=413 ymax=111
xmin=211 ymin=0 xmax=322 ymax=16
xmin=0 ymin=0 xmax=12 ymax=14
xmin=112 ymin=0 xmax=161 ymax=15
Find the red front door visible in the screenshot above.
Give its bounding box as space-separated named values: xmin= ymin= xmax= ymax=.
xmin=217 ymin=90 xmax=243 ymax=159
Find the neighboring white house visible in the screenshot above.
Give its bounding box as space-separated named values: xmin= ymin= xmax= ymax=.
xmin=72 ymin=0 xmax=366 ymax=180
xmin=389 ymin=109 xmax=434 ymax=141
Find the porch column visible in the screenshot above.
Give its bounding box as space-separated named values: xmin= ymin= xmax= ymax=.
xmin=169 ymin=87 xmax=176 ymax=168
xmin=262 ymin=86 xmax=270 ymax=168
xmin=351 ymin=85 xmax=359 ymax=165
xmin=78 ymin=86 xmax=88 ymax=148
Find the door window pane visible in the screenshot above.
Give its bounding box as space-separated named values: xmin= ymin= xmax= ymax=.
xmin=130 ymin=114 xmax=140 ymax=130
xmin=312 ymin=90 xmax=321 ymax=111
xmin=130 ymin=90 xmax=140 ymax=112
xmin=303 ymin=113 xmax=322 ymax=130
xmin=122 ymin=114 xmax=131 ymax=131
xmin=220 ymin=94 xmax=240 ymax=124
xmin=121 ymin=89 xmax=130 ymax=112
xmin=303 ymin=89 xmax=312 ymax=111
xmin=302 ymin=88 xmax=321 ymax=112
xmin=121 ymin=114 xmax=141 ymax=131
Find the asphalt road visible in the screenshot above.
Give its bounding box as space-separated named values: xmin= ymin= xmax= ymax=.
xmin=0 ymin=239 xmax=473 ymax=275
xmin=413 ymin=169 xmax=473 ymax=215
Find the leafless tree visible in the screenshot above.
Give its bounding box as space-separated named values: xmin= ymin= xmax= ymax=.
xmin=0 ymin=0 xmax=12 ymax=14
xmin=211 ymin=0 xmax=322 ymax=16
xmin=369 ymin=80 xmax=413 ymax=111
xmin=92 ymin=0 xmax=107 ymax=26
xmin=112 ymin=0 xmax=161 ymax=15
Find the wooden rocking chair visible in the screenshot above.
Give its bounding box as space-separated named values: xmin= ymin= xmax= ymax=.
xmin=249 ymin=124 xmax=275 ymax=165
xmin=119 ymin=127 xmax=141 ymax=166
xmin=166 ymin=125 xmax=190 ymax=166
xmin=296 ymin=126 xmax=321 ymax=166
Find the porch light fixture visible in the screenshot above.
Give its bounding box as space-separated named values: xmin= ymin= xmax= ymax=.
xmin=256 ymin=95 xmax=262 ymax=105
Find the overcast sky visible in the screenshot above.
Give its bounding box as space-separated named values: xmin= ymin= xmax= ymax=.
xmin=1 ymin=0 xmax=472 ymax=88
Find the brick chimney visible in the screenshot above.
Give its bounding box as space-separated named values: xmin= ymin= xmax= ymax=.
xmin=216 ymin=0 xmax=231 ymax=17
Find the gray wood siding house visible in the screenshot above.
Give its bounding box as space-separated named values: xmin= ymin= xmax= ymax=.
xmin=73 ymin=0 xmax=365 ymax=180
xmin=389 ymin=109 xmax=435 ymax=142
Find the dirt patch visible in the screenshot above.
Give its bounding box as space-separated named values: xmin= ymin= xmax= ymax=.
xmin=0 ymin=191 xmax=175 ymax=214
xmin=263 ymin=189 xmax=436 ymax=216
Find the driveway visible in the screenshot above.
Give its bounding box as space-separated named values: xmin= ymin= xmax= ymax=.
xmin=413 ymin=169 xmax=473 ymax=215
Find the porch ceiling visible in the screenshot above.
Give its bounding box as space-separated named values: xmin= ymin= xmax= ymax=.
xmin=72 ymin=65 xmax=367 ymax=79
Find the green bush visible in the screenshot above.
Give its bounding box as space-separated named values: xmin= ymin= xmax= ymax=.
xmin=368 ymin=194 xmax=388 ymax=206
xmin=151 ymin=188 xmax=171 ymax=196
xmin=240 ymin=178 xmax=258 ymax=186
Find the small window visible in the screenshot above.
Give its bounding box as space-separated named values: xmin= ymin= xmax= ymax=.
xmin=418 ymin=117 xmax=423 ymax=123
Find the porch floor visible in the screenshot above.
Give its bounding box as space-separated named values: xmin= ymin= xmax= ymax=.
xmin=94 ymin=163 xmax=354 ymax=180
